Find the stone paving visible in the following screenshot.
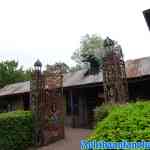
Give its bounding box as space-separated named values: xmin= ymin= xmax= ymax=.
xmin=38 ymin=127 xmax=91 ymax=150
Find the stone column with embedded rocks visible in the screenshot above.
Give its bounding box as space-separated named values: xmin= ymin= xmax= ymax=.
xmin=30 ymin=60 xmax=65 ymax=147
xmin=103 ymin=37 xmax=129 ymax=104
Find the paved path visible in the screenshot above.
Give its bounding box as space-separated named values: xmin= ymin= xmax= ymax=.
xmin=38 ymin=128 xmax=91 ymax=150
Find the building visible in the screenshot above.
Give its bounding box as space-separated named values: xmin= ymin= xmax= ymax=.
xmin=0 ymin=56 xmax=150 ymax=128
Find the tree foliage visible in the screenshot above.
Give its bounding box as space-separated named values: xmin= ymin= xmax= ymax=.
xmin=71 ymin=34 xmax=104 ymax=71
xmin=69 ymin=64 xmax=82 ymax=72
xmin=0 ymin=60 xmax=32 ymax=87
xmin=46 ymin=62 xmax=70 ymax=73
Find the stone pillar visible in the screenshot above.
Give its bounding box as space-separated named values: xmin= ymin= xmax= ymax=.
xmin=30 ymin=68 xmax=44 ymax=146
xmin=30 ymin=61 xmax=65 ymax=147
xmin=103 ymin=37 xmax=129 ymax=103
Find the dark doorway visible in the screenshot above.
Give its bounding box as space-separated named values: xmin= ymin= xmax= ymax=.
xmin=23 ymin=93 xmax=30 ymax=110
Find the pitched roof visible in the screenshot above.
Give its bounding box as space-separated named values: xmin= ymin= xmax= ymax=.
xmin=64 ymin=56 xmax=150 ymax=87
xmin=63 ymin=69 xmax=102 ymax=87
xmin=0 ymin=56 xmax=150 ymax=96
xmin=126 ymin=57 xmax=150 ymax=78
xmin=0 ymin=81 xmax=30 ymax=96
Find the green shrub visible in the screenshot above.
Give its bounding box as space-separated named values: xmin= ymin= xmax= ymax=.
xmin=0 ymin=111 xmax=33 ymax=150
xmin=89 ymin=101 xmax=150 ymax=142
xmin=94 ymin=103 xmax=113 ymax=124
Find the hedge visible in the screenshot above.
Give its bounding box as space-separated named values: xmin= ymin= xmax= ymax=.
xmin=89 ymin=101 xmax=150 ymax=141
xmin=94 ymin=103 xmax=113 ymax=124
xmin=0 ymin=111 xmax=33 ymax=150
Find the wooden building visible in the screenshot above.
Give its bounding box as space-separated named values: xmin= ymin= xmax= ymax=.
xmin=0 ymin=56 xmax=150 ymax=128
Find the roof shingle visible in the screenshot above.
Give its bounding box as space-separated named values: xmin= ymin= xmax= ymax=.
xmin=0 ymin=56 xmax=150 ymax=97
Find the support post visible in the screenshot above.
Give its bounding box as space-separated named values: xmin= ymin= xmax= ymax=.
xmin=70 ymin=90 xmax=75 ymax=128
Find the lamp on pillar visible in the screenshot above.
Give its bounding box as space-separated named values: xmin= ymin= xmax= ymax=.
xmin=103 ymin=37 xmax=115 ymax=55
xmin=103 ymin=37 xmax=114 ymax=48
xmin=34 ymin=59 xmax=42 ymax=72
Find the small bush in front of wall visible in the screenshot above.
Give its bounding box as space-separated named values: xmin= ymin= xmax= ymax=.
xmin=0 ymin=111 xmax=33 ymax=150
xmin=89 ymin=101 xmax=150 ymax=142
xmin=94 ymin=103 xmax=113 ymax=124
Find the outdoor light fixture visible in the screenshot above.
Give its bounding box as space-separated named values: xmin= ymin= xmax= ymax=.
xmin=143 ymin=9 xmax=150 ymax=30
xmin=34 ymin=59 xmax=42 ymax=71
xmin=103 ymin=37 xmax=115 ymax=56
xmin=103 ymin=37 xmax=114 ymax=48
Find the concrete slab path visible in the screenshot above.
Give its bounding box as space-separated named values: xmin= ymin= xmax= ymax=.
xmin=38 ymin=128 xmax=91 ymax=150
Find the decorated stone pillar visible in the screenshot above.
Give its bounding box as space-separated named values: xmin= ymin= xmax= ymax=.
xmin=43 ymin=65 xmax=65 ymax=144
xmin=30 ymin=59 xmax=44 ymax=146
xmin=103 ymin=37 xmax=129 ymax=103
xmin=30 ymin=60 xmax=65 ymax=147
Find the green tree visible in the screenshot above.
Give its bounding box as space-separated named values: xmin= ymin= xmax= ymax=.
xmin=46 ymin=62 xmax=70 ymax=73
xmin=23 ymin=68 xmax=32 ymax=81
xmin=0 ymin=60 xmax=32 ymax=87
xmin=69 ymin=64 xmax=82 ymax=72
xmin=71 ymin=34 xmax=104 ymax=71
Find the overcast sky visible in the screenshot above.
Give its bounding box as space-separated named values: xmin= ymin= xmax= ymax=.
xmin=0 ymin=0 xmax=150 ymax=69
